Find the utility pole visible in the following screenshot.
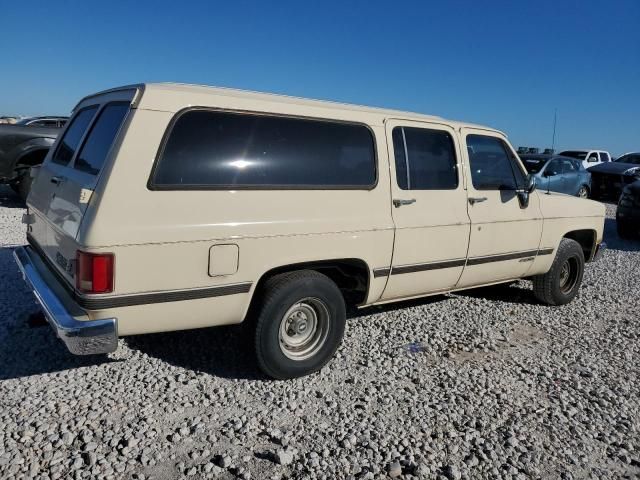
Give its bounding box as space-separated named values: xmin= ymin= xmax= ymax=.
xmin=551 ymin=109 xmax=557 ymax=152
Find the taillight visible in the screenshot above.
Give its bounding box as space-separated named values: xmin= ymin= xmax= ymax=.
xmin=76 ymin=251 xmax=114 ymax=294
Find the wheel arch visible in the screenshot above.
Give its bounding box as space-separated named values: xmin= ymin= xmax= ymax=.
xmin=244 ymin=258 xmax=372 ymax=320
xmin=563 ymin=229 xmax=597 ymax=262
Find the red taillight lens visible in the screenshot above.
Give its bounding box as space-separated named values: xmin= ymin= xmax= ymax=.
xmin=76 ymin=251 xmax=114 ymax=294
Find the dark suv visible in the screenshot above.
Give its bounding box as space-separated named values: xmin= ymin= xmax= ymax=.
xmin=617 ymin=180 xmax=640 ymax=238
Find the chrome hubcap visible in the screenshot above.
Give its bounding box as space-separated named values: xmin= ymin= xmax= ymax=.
xmin=559 ymin=263 xmax=570 ymax=287
xmin=279 ymin=298 xmax=330 ymax=361
xmin=559 ymin=257 xmax=578 ymax=294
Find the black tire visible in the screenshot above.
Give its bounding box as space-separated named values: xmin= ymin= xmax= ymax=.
xmin=253 ymin=270 xmax=346 ymax=379
xmin=577 ymin=185 xmax=589 ymax=199
xmin=617 ymin=219 xmax=634 ymax=239
xmin=532 ymin=238 xmax=585 ymax=306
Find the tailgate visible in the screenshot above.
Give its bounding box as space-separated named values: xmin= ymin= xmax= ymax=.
xmin=27 ymin=87 xmax=138 ymax=286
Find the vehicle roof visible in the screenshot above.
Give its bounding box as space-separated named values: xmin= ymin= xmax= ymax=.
xmin=19 ymin=116 xmax=68 ymax=121
xmin=560 ymin=149 xmax=608 ymax=153
xmin=520 ymin=154 xmax=580 ymax=162
xmin=78 ymin=82 xmax=505 ymax=133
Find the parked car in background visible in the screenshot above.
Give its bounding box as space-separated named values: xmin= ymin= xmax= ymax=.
xmin=588 ymin=152 xmax=640 ymax=200
xmin=15 ymin=116 xmax=68 ymax=128
xmin=0 ymin=122 xmax=62 ymax=199
xmin=616 ymin=180 xmax=640 ymax=238
xmin=521 ymin=154 xmax=591 ymax=198
xmin=14 ymin=83 xmax=606 ymax=379
xmin=0 ymin=116 xmax=19 ymax=124
xmin=559 ymin=149 xmax=612 ymax=169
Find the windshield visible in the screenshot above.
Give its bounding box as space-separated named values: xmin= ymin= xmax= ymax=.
xmin=559 ymin=150 xmax=587 ymax=160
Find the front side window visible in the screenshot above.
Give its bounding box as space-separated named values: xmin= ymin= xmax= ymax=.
xmin=561 ymin=159 xmax=577 ymax=173
xmin=151 ymin=110 xmax=376 ymax=188
xmin=467 ymin=135 xmax=525 ymax=190
xmin=600 ymin=152 xmax=610 ymax=162
xmin=545 ymin=159 xmax=563 ymax=176
xmin=392 ymin=126 xmax=458 ymax=190
xmin=74 ymin=103 xmax=129 ymax=175
xmin=51 ymin=107 xmax=98 ymax=165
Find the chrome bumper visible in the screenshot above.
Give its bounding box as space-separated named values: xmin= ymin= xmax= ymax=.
xmin=13 ymin=246 xmax=118 ymax=355
xmin=593 ymin=241 xmax=607 ymax=262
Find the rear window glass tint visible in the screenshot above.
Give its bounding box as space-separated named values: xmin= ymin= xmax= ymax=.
xmin=151 ymin=110 xmax=376 ymax=188
xmin=51 ymin=107 xmax=98 ymax=165
xmin=74 ymin=103 xmax=129 ymax=175
xmin=393 ymin=126 xmax=458 ymax=190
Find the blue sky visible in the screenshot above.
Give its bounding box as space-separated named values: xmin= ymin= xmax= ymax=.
xmin=1 ymin=0 xmax=638 ymax=155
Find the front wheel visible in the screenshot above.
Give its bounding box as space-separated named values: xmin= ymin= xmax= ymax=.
xmin=577 ymin=185 xmax=589 ymax=199
xmin=252 ymin=270 xmax=346 ymax=379
xmin=532 ymin=238 xmax=585 ymax=306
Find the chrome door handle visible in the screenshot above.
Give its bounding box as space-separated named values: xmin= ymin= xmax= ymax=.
xmin=393 ymin=198 xmax=416 ymax=208
xmin=468 ymin=197 xmax=487 ymax=205
xmin=50 ymin=175 xmax=65 ymax=185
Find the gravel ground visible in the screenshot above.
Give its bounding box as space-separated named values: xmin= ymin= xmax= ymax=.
xmin=1 ymin=184 xmax=639 ymax=480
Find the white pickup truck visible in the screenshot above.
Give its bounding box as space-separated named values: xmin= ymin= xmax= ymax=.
xmin=559 ymin=149 xmax=612 ymax=169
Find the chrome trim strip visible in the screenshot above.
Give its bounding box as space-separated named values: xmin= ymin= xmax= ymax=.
xmin=374 ymin=248 xmax=554 ymax=278
xmin=79 ymin=282 xmax=252 ymax=310
xmin=373 ymin=267 xmax=391 ymax=278
xmin=466 ymin=249 xmax=541 ymax=266
xmin=392 ymin=258 xmax=466 ymax=275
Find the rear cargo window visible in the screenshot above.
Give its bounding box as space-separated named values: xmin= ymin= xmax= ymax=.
xmin=150 ymin=110 xmax=376 ymax=189
xmin=74 ymin=103 xmax=129 ymax=175
xmin=51 ymin=107 xmax=98 ymax=165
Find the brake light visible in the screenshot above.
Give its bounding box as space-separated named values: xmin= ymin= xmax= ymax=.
xmin=76 ymin=251 xmax=114 ymax=294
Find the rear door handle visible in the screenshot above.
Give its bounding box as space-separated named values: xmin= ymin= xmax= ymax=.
xmin=468 ymin=197 xmax=487 ymax=205
xmin=393 ymin=198 xmax=416 ymax=208
xmin=50 ymin=175 xmax=65 ymax=185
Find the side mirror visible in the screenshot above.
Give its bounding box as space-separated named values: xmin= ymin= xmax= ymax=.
xmin=526 ymin=174 xmax=537 ymax=193
xmin=544 ymin=170 xmax=556 ymax=178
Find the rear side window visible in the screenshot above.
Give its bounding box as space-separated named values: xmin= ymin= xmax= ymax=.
xmin=151 ymin=110 xmax=376 ymax=189
xmin=467 ymin=135 xmax=525 ymax=190
xmin=392 ymin=126 xmax=458 ymax=190
xmin=51 ymin=107 xmax=98 ymax=165
xmin=74 ymin=103 xmax=129 ymax=175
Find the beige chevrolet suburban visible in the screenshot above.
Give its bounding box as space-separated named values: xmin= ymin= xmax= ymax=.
xmin=14 ymin=83 xmax=606 ymax=379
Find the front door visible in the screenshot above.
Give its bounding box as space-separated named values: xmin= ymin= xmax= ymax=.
xmin=380 ymin=119 xmax=471 ymax=300
xmin=456 ymin=129 xmax=544 ymax=288
xmin=540 ymin=158 xmax=564 ymax=194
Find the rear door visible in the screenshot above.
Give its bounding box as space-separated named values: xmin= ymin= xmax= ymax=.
xmin=380 ymin=119 xmax=470 ymax=300
xmin=27 ymin=88 xmax=136 ymax=285
xmin=561 ymin=158 xmax=580 ymax=195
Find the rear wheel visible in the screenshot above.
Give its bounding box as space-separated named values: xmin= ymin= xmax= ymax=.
xmin=252 ymin=270 xmax=346 ymax=379
xmin=532 ymin=238 xmax=585 ymax=306
xmin=577 ymin=185 xmax=589 ymax=199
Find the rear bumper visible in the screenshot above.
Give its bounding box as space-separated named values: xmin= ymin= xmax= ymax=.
xmin=13 ymin=246 xmax=118 ymax=355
